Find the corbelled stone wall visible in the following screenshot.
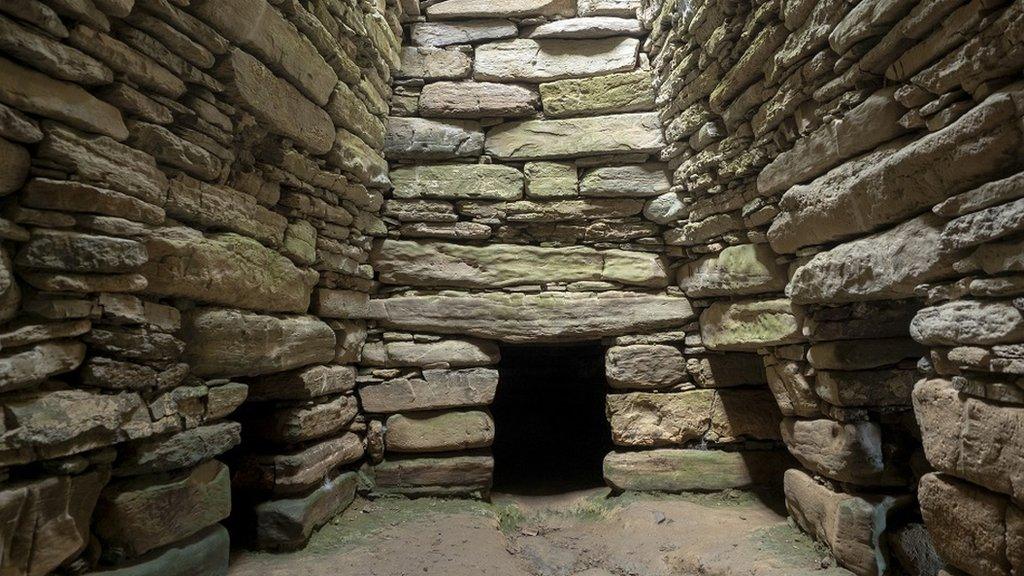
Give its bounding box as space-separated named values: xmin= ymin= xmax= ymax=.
xmin=362 ymin=0 xmax=793 ymax=500
xmin=0 ymin=0 xmax=402 ymax=573
xmin=645 ymin=0 xmax=1024 ymax=574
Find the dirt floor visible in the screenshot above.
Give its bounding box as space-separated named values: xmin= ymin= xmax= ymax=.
xmin=229 ymin=488 xmax=856 ymax=576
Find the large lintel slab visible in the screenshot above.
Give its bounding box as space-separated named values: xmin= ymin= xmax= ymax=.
xmin=370 ymin=291 xmax=694 ymax=343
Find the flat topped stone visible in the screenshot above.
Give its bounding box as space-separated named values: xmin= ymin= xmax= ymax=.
xmin=372 ymin=239 xmax=669 ymax=289
xmin=398 ymin=47 xmax=472 ymax=80
xmin=604 ymin=449 xmax=792 ymax=492
xmin=390 ymin=164 xmax=523 ymax=201
xmin=371 ymin=291 xmax=694 ymax=343
xmin=485 ymin=112 xmax=664 ymax=160
xmin=410 ymin=20 xmax=517 ymax=48
xmin=578 ymin=0 xmax=640 ymax=17
xmin=385 ymin=117 xmax=484 ymax=160
xmin=525 ymin=17 xmax=643 ymax=39
xmin=427 ymin=0 xmax=576 ymax=19
xmin=419 ymin=81 xmax=539 ymax=118
xmin=474 ymin=38 xmax=639 ymax=83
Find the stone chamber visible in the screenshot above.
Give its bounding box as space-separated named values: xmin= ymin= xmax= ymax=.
xmin=0 ymin=0 xmax=1021 ymax=575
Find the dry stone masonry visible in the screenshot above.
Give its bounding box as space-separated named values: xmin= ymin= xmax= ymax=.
xmin=0 ymin=0 xmax=402 ymax=573
xmin=0 ymin=0 xmax=1022 ymax=575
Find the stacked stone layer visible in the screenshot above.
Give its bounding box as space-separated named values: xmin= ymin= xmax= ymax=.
xmin=0 ymin=0 xmax=403 ymax=572
xmin=643 ymin=0 xmax=1024 ymax=574
xmin=363 ymin=0 xmax=792 ymax=501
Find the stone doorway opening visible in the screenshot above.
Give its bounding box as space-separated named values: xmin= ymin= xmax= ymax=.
xmin=491 ymin=343 xmax=612 ymax=494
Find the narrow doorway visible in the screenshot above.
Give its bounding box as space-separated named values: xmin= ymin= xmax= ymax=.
xmin=491 ymin=343 xmax=612 ymax=494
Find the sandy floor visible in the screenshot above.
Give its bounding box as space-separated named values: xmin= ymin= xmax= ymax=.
xmin=229 ymin=488 xmax=855 ymax=576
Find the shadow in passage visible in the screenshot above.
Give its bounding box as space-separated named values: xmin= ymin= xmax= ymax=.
xmin=491 ymin=343 xmax=612 ymax=496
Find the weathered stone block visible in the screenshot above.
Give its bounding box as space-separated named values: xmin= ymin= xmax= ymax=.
xmin=247 ymin=365 xmax=356 ymax=402
xmin=687 ymin=353 xmax=767 ymax=388
xmin=190 ymin=0 xmax=336 ymax=105
xmin=17 ymin=229 xmax=146 ymax=274
xmin=94 ymin=460 xmax=230 ymax=559
xmin=605 ymin=344 xmax=686 ymax=390
xmin=485 ymin=112 xmax=663 ymax=160
xmin=527 ymin=16 xmax=643 ymax=39
xmin=607 ymin=389 xmax=781 ymax=447
xmin=700 ymin=298 xmax=804 ymax=351
xmin=398 ymin=47 xmax=472 ymax=80
xmin=235 ymin=433 xmax=363 ymax=496
xmin=789 ymin=214 xmax=962 ymax=305
xmin=182 ymin=308 xmax=335 ymax=378
xmin=252 ymin=471 xmax=357 ymax=551
xmin=243 ymin=394 xmax=357 ymax=445
xmin=911 ymin=300 xmax=1024 ymax=346
xmin=140 ymin=228 xmax=318 ymax=314
xmin=914 ymin=378 xmax=1024 ymax=504
xmin=372 ymin=455 xmax=493 ymax=497
xmin=372 ymin=291 xmax=694 ymax=343
xmin=539 ymin=69 xmax=654 ymax=117
xmin=0 ymin=470 xmax=107 ymax=576
xmin=474 ymin=38 xmax=638 ymax=83
xmin=359 ymin=368 xmax=498 ymax=413
xmin=410 ymin=20 xmax=517 ymax=48
xmin=769 ymin=90 xmax=1024 ymax=253
xmin=361 ymin=338 xmax=499 ymax=368
xmin=781 ymin=419 xmax=907 ymax=486
xmin=390 ymin=164 xmax=523 ymax=201
xmin=419 ymin=81 xmax=539 ymax=118
xmin=427 ymin=0 xmax=575 ymax=19
xmin=785 ymin=468 xmax=906 ymax=576
xmin=525 ymin=161 xmax=577 ymax=198
xmin=385 ymin=117 xmax=483 ymax=160
xmin=373 ymin=240 xmax=668 ymax=289
xmin=919 ymin=473 xmax=1022 ymax=576
xmin=579 ymin=163 xmax=668 ymax=197
xmin=679 ymin=244 xmax=788 ymax=298
xmin=0 ymin=340 xmax=86 ymax=394
xmin=0 ymin=55 xmax=126 ymax=140
xmin=603 ymin=449 xmax=792 ymax=492
xmin=217 ymin=48 xmax=334 ymax=154
xmin=385 ymin=410 xmax=495 ymax=453
xmin=815 ymin=369 xmax=917 ymax=408
xmin=114 ymin=423 xmax=242 ymax=477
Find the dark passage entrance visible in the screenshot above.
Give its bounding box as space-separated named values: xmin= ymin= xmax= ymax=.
xmin=491 ymin=344 xmax=612 ymax=493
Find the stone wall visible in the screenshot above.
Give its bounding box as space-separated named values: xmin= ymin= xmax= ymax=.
xmin=362 ymin=0 xmax=794 ymax=500
xmin=0 ymin=0 xmax=402 ymax=572
xmin=645 ymin=0 xmax=1024 ymax=574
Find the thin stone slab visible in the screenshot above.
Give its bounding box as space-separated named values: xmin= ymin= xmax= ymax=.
xmin=419 ymin=81 xmax=539 ymax=118
xmin=234 ymin=433 xmax=364 ymax=496
xmin=578 ymin=0 xmax=640 ymax=17
xmin=370 ymin=291 xmax=694 ymax=343
xmin=372 ymin=455 xmax=494 ymax=497
xmin=410 ymin=20 xmax=517 ymax=48
xmin=385 ymin=117 xmax=484 ymax=160
xmin=372 ymin=240 xmax=668 ymax=289
xmin=485 ymin=112 xmax=664 ymax=160
xmin=361 ymin=338 xmax=499 ymax=368
xmin=605 ymin=344 xmax=687 ymax=390
xmin=474 ymin=38 xmax=639 ymax=83
xmin=579 ymin=163 xmax=669 ymax=197
xmin=525 ymin=17 xmax=643 ymax=39
xmin=677 ymin=243 xmax=788 ymax=298
xmin=390 ymin=164 xmax=523 ymax=201
xmin=359 ymin=368 xmax=498 ymax=413
xmin=427 ymin=0 xmax=576 ymax=19
xmin=397 ymin=47 xmax=472 ymax=80
xmin=603 ymin=449 xmax=793 ymax=492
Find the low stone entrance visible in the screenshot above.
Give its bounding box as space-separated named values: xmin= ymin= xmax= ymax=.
xmin=492 ymin=344 xmax=612 ymax=492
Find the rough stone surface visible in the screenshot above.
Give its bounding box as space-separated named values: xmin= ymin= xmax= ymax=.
xmin=604 ymin=449 xmax=792 ymax=492
xmin=485 ymin=113 xmax=664 ymax=160
xmin=372 ymin=292 xmax=694 ymax=343
xmin=360 ymin=368 xmax=498 ymax=413
xmin=679 ymin=244 xmax=788 ymax=298
xmin=390 ymin=164 xmax=523 ymax=201
xmin=385 ymin=410 xmax=495 ymax=453
xmin=474 ymin=38 xmax=639 ymax=83
xmin=700 ymin=298 xmax=804 ymax=351
xmin=605 ymin=345 xmax=687 ymax=390
xmin=419 ymin=82 xmax=539 ymax=118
